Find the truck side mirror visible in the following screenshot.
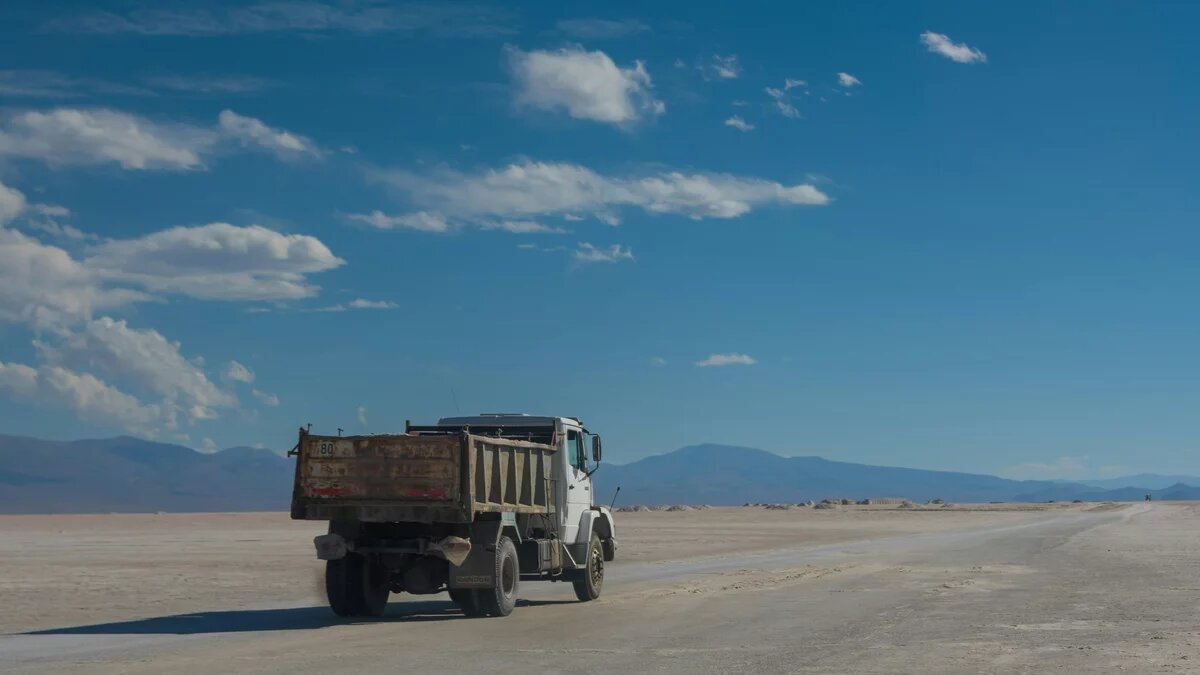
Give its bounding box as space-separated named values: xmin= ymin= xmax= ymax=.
xmin=592 ymin=435 xmax=602 ymax=463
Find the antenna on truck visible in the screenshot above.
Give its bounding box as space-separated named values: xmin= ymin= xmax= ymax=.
xmin=609 ymin=486 xmax=621 ymax=510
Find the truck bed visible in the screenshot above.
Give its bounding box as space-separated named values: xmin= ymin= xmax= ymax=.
xmin=290 ymin=430 xmax=558 ymax=523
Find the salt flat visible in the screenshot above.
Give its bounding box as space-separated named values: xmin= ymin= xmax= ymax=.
xmin=2 ymin=502 xmax=1196 ymax=674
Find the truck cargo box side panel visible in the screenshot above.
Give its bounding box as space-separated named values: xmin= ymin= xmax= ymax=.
xmin=299 ymin=435 xmax=462 ymax=500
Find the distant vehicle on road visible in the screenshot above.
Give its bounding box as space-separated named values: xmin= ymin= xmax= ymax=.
xmin=289 ymin=414 xmax=616 ymax=618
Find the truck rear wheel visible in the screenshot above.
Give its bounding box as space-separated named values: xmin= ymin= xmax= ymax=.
xmin=572 ymin=533 xmax=604 ymax=601
xmin=476 ymin=536 xmax=519 ymax=617
xmin=326 ymin=553 xmax=389 ymax=617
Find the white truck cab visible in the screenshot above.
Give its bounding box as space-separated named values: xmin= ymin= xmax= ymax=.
xmin=436 ymin=414 xmax=617 ymax=564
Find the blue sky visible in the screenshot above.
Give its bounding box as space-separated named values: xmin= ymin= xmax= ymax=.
xmin=2 ymin=1 xmax=1199 ymax=480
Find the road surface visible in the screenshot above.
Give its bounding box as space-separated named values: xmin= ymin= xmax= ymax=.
xmin=3 ymin=502 xmax=1197 ymax=673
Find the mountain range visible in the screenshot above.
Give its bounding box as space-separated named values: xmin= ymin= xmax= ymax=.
xmin=0 ymin=435 xmax=1196 ymax=514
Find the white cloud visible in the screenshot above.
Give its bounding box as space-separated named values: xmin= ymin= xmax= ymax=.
xmin=0 ymin=107 xmax=320 ymax=170
xmin=508 ymin=46 xmax=665 ymax=125
xmin=199 ymin=437 xmax=218 ymax=453
xmin=252 ymin=389 xmax=279 ymax=406
xmin=695 ymin=353 xmax=757 ymax=367
xmin=556 ymin=18 xmax=649 ymax=39
xmin=375 ymin=160 xmax=829 ymax=226
xmin=0 ymin=360 xmax=167 ymax=435
xmin=43 ymin=3 xmax=514 ymax=37
xmin=224 ymin=360 xmax=255 ymax=384
xmin=724 ymin=115 xmax=754 ymax=132
xmin=574 ymin=242 xmax=633 ymax=264
xmin=35 ymin=317 xmax=235 ymax=424
xmin=650 ymin=356 xmax=667 ymax=366
xmin=217 ymin=109 xmax=319 ymax=158
xmin=311 ymin=298 xmax=399 ymax=312
xmin=920 ymin=31 xmax=987 ymax=64
xmin=837 ymin=72 xmax=862 ymax=87
xmin=765 ymin=87 xmax=800 ymax=119
xmin=0 ymin=108 xmax=212 ymax=170
xmin=479 ymin=220 xmax=566 ymax=234
xmin=0 ymin=226 xmax=147 ymax=330
xmin=347 ymin=210 xmax=450 ymax=232
xmin=357 ymin=405 xmax=368 ymax=425
xmin=348 ymin=298 xmax=398 ymax=309
xmin=84 ymin=223 xmax=345 ymax=301
xmin=711 ymin=54 xmax=741 ymax=79
xmin=784 ymin=79 xmax=806 ymax=90
xmin=0 ymin=180 xmax=27 ymax=225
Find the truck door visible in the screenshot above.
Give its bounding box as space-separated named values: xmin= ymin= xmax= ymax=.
xmin=561 ymin=426 xmax=593 ymax=544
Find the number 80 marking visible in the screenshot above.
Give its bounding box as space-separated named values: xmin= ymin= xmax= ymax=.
xmin=318 ymin=441 xmax=334 ymax=456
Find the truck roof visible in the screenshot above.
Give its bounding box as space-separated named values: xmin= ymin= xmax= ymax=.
xmin=436 ymin=413 xmax=582 ymax=428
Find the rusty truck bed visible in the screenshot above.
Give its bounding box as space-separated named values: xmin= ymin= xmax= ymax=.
xmin=290 ymin=430 xmax=558 ymax=523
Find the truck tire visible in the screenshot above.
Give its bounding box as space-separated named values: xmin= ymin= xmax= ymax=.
xmin=326 ymin=553 xmax=389 ymax=617
xmin=572 ymin=533 xmax=604 ymax=601
xmin=476 ymin=536 xmax=519 ymax=617
xmin=449 ymin=589 xmax=485 ymax=617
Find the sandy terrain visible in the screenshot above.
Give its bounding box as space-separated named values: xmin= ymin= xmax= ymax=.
xmin=2 ymin=502 xmax=1197 ymax=673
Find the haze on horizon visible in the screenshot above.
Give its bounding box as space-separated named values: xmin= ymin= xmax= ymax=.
xmin=1 ymin=1 xmax=1198 ymax=481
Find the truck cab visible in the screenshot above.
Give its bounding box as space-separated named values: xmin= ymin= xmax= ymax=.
xmin=435 ymin=414 xmax=617 ymax=564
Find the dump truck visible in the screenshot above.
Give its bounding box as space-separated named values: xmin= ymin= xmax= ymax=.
xmin=289 ymin=413 xmax=617 ymax=618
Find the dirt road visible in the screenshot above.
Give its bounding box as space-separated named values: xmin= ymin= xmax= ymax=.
xmin=2 ymin=503 xmax=1197 ymax=673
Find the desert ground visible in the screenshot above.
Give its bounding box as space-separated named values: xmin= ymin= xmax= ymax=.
xmin=1 ymin=502 xmax=1197 ymax=673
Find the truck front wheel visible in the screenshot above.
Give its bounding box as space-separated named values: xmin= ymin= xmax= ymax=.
xmin=326 ymin=553 xmax=389 ymax=617
xmin=572 ymin=533 xmax=604 ymax=601
xmin=476 ymin=536 xmax=519 ymax=617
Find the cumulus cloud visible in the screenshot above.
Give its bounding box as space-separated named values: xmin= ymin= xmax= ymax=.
xmin=765 ymin=87 xmax=800 ymax=119
xmin=252 ymin=389 xmax=280 ymax=406
xmin=374 ymin=160 xmax=828 ymax=229
xmin=784 ymin=79 xmax=806 ymax=90
xmin=217 ymin=109 xmax=320 ymax=158
xmin=574 ymin=242 xmax=633 ymax=264
xmin=724 ymin=115 xmax=754 ymax=132
xmin=43 ymin=3 xmax=514 ymax=38
xmin=0 ymin=226 xmax=147 ymax=330
xmin=35 ymin=317 xmax=236 ymax=424
xmin=695 ymin=353 xmax=757 ymax=367
xmin=0 ymin=180 xmax=27 ymax=225
xmin=508 ymin=46 xmax=665 ymax=125
xmin=556 ymin=18 xmax=649 ymax=39
xmin=0 ymin=360 xmax=169 ymax=435
xmin=357 ymin=405 xmax=368 ymax=425
xmin=84 ymin=223 xmax=345 ymax=301
xmin=837 ymin=72 xmax=862 ymax=87
xmin=224 ymin=360 xmax=255 ymax=384
xmin=0 ymin=108 xmax=213 ymax=170
xmin=0 ymin=107 xmax=319 ymax=170
xmin=920 ymin=31 xmax=987 ymax=64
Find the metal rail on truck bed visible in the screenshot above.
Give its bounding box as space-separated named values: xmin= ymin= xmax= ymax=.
xmin=290 ymin=427 xmax=558 ymax=523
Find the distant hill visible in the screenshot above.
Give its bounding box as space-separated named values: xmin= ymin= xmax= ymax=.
xmin=1 ymin=436 xmax=1196 ymax=513
xmin=1074 ymin=474 xmax=1200 ymax=490
xmin=0 ymin=435 xmax=292 ymax=514
xmin=593 ymin=444 xmax=1200 ymax=507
